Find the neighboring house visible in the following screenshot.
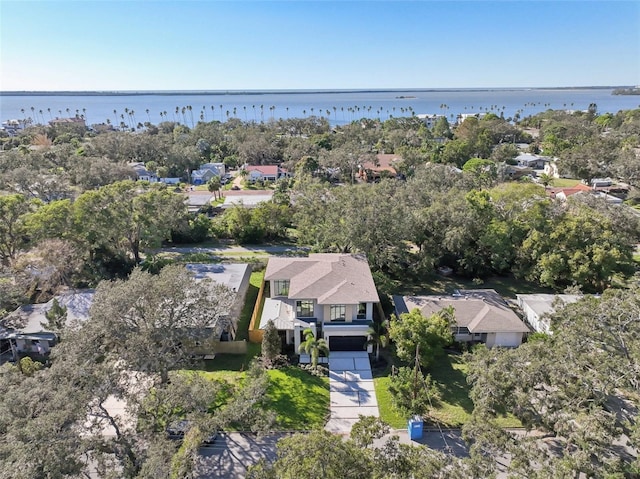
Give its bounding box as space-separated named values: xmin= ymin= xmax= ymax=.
xmin=544 ymin=161 xmax=560 ymax=178
xmin=515 ymin=153 xmax=550 ymax=169
xmin=416 ymin=113 xmax=445 ymax=129
xmin=185 ymin=263 xmax=251 ymax=342
xmin=0 ymin=290 xmax=94 ymax=363
xmin=191 ymin=163 xmax=226 ymax=185
xmin=549 ymin=183 xmax=592 ymax=201
xmin=394 ymin=289 xmax=530 ymax=348
xmin=594 ymin=192 xmax=623 ymax=204
xmin=1 ymin=118 xmax=30 ymax=136
xmin=591 ymin=177 xmax=612 ymax=188
xmin=245 ymin=165 xmax=289 ymax=182
xmin=49 ymin=116 xmax=86 ymax=128
xmin=129 ymin=162 xmax=158 ymax=182
xmin=457 ymin=112 xmax=486 ymax=124
xmin=358 ymin=153 xmax=401 ymax=182
xmin=259 ymin=253 xmax=380 ymax=352
xmin=516 ymin=293 xmax=583 ymax=334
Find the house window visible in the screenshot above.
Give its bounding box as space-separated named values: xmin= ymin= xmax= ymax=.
xmin=296 ymin=300 xmax=314 ymax=318
xmin=357 ymin=303 xmax=367 ymax=319
xmin=330 ymin=305 xmax=346 ymax=322
xmin=273 ymin=280 xmax=290 ymax=296
xmin=452 ymin=326 xmax=470 ymax=335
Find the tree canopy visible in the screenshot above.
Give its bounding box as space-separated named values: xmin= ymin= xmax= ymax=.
xmin=464 ymin=287 xmax=640 ymax=477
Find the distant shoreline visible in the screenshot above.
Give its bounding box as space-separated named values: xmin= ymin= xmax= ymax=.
xmin=0 ymin=86 xmax=623 ymax=97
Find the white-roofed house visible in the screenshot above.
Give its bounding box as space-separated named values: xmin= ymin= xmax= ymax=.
xmin=258 ymin=253 xmax=380 ymax=353
xmin=516 ymin=293 xmax=583 ymax=334
xmin=394 ymin=289 xmax=530 ymax=348
xmin=0 ymin=290 xmax=94 ymax=363
xmin=185 ymin=263 xmax=251 ymax=341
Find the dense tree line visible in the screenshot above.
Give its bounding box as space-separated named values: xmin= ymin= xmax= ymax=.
xmin=2 ymin=107 xmax=639 ymax=192
xmin=0 ymin=265 xmax=274 ymax=478
xmin=0 ymin=181 xmax=188 ymax=314
xmin=0 ymin=108 xmax=638 ymax=307
xmin=464 ymin=287 xmax=640 ymax=477
xmin=291 ymin=166 xmax=640 ymax=292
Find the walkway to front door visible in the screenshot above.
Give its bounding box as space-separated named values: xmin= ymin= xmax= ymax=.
xmin=324 ymin=351 xmax=379 ymax=434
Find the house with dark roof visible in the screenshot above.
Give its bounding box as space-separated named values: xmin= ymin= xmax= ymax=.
xmin=258 ymin=254 xmax=380 ymax=352
xmin=394 ymin=289 xmax=530 ymax=348
xmin=191 ymin=163 xmax=226 ymax=185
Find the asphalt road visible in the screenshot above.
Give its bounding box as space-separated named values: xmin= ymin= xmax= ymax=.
xmin=195 ymin=432 xmax=288 ymax=479
xmin=195 ymin=430 xmax=470 ymax=479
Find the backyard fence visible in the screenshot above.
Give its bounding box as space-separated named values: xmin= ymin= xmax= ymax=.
xmin=248 ymin=279 xmax=267 ymax=343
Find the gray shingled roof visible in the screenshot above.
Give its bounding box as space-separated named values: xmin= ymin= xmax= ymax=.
xmin=395 ymin=289 xmax=529 ymax=334
xmin=265 ymin=253 xmax=379 ymax=304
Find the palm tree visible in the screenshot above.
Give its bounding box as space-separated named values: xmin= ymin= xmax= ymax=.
xmin=207 ymin=176 xmax=222 ymax=200
xmin=298 ymin=328 xmax=329 ymax=369
xmin=538 ymin=173 xmax=553 ymax=188
xmin=367 ymin=319 xmax=389 ymax=362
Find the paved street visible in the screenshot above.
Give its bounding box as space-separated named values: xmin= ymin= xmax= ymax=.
xmin=195 ymin=432 xmax=288 ymax=479
xmin=194 ymin=429 xmax=471 ymax=478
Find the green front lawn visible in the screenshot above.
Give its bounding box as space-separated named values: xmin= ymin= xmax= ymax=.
xmin=195 ymin=365 xmax=329 ymax=430
xmin=266 ymin=367 xmax=330 ymax=430
xmin=549 ymin=178 xmax=580 ymax=187
xmin=374 ymin=352 xmax=521 ymax=429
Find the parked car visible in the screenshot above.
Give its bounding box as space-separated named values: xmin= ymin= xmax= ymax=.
xmin=166 ymin=420 xmax=218 ymax=446
xmin=231 ymin=185 xmax=240 ymax=190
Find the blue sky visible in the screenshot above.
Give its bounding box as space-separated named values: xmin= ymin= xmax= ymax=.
xmin=1 ymin=0 xmax=638 ymax=91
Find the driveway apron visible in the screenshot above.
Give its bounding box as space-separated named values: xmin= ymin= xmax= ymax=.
xmin=324 ymin=351 xmax=379 ymax=434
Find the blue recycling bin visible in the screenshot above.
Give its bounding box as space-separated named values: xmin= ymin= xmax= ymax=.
xmin=408 ymin=416 xmax=423 ymax=440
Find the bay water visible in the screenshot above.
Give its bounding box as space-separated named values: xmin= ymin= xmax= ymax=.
xmin=1 ymin=89 xmax=639 ymax=128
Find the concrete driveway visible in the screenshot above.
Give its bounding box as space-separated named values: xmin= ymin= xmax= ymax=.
xmin=325 ymin=351 xmax=379 ymax=433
